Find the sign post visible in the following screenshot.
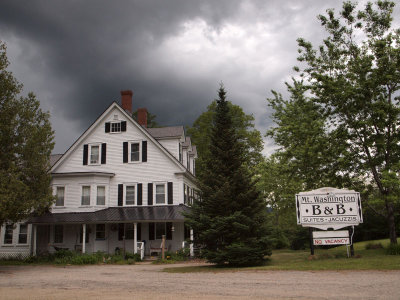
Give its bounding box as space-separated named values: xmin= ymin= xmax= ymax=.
xmin=295 ymin=187 xmax=363 ymax=256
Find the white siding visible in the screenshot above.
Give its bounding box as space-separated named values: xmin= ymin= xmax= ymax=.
xmin=52 ymin=107 xmax=189 ymax=210
xmin=158 ymin=139 xmax=180 ymax=160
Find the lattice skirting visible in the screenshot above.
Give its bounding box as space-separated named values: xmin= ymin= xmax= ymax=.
xmin=0 ymin=251 xmax=30 ymax=260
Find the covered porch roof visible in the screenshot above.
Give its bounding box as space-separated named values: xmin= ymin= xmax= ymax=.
xmin=28 ymin=205 xmax=190 ymax=224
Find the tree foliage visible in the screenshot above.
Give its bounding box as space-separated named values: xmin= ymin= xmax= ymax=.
xmin=185 ymin=86 xmax=271 ymax=266
xmin=132 ymin=110 xmax=159 ymax=128
xmin=0 ymin=42 xmax=55 ymax=224
xmin=187 ymin=99 xmax=263 ymax=177
xmin=269 ymin=1 xmax=400 ymax=244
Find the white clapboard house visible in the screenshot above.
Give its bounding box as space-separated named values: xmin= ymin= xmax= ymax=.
xmin=0 ymin=90 xmax=197 ymax=259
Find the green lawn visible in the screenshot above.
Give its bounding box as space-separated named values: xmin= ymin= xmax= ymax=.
xmin=163 ymin=238 xmax=400 ymax=273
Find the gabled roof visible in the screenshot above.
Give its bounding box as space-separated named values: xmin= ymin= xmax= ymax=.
xmin=51 ymin=102 xmax=189 ymax=175
xmin=189 ymin=145 xmax=197 ymax=157
xmin=147 ymin=126 xmax=184 ymax=139
xmin=182 ymin=136 xmax=192 ymax=148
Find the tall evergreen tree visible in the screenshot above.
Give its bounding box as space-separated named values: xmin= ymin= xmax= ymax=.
xmin=185 ymin=86 xmax=271 ymax=266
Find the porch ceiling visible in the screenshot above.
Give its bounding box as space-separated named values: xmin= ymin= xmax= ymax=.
xmin=27 ymin=205 xmax=190 ymax=224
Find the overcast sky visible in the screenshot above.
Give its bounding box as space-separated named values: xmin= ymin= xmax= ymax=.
xmin=1 ymin=0 xmax=399 ymax=155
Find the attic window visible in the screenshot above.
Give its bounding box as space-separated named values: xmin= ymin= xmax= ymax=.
xmin=113 ymin=114 xmax=118 ymax=120
xmin=111 ymin=122 xmax=121 ymax=133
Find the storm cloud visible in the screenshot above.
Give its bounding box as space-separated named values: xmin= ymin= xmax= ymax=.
xmin=1 ymin=0 xmax=396 ymax=154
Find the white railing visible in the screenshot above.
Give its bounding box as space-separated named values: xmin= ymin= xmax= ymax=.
xmin=137 ymin=242 xmax=144 ymax=260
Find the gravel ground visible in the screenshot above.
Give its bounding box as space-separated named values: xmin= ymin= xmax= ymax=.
xmin=0 ymin=262 xmax=400 ymax=300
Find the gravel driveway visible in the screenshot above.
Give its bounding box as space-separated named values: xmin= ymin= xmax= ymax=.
xmin=1 ymin=262 xmax=399 ymax=299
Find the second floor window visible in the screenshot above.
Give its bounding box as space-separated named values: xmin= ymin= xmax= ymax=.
xmin=97 ymin=186 xmax=105 ymax=205
xmin=81 ymin=186 xmax=90 ymax=205
xmin=126 ymin=185 xmax=136 ymax=205
xmin=155 ymin=184 xmax=166 ymax=204
xmin=55 ymin=186 xmax=65 ymax=206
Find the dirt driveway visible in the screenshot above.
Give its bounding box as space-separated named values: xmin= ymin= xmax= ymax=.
xmin=0 ymin=262 xmax=399 ymax=300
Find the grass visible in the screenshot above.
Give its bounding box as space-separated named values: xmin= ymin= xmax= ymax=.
xmin=163 ymin=238 xmax=400 ymax=273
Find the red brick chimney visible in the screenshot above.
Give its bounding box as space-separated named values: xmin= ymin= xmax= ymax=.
xmin=137 ymin=107 xmax=148 ymax=128
xmin=120 ymin=90 xmax=133 ymax=113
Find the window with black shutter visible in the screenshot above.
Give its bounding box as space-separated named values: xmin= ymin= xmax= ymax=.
xmin=118 ymin=184 xmax=123 ymax=206
xmin=121 ymin=121 xmax=127 ymax=132
xmin=83 ymin=144 xmax=88 ymax=165
xmin=101 ymin=143 xmax=106 ymax=164
xmin=123 ymin=142 xmax=128 ymax=163
xmin=105 ymin=122 xmax=110 ymax=133
xmin=137 ymin=184 xmax=142 ymax=206
xmin=142 ymin=141 xmax=147 ymax=162
xmin=168 ymin=182 xmax=173 ymax=204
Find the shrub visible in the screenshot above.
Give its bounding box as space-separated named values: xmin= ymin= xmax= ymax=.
xmin=125 ymin=252 xmax=142 ymax=262
xmin=386 ymin=244 xmax=400 ymax=255
xmin=365 ymin=242 xmax=383 ymax=250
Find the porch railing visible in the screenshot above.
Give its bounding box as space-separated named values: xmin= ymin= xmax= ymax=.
xmin=137 ymin=242 xmax=144 ymax=260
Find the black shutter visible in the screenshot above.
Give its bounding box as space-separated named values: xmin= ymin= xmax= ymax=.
xmin=137 ymin=184 xmax=142 ymax=206
xmin=168 ymin=182 xmax=173 ymax=204
xmin=105 ymin=122 xmax=110 ymax=133
xmin=123 ymin=142 xmax=128 ymax=163
xmin=148 ymin=183 xmax=153 ymax=205
xmin=118 ymin=184 xmax=123 ymax=206
xmin=149 ymin=223 xmax=155 ymax=240
xmin=101 ymin=143 xmax=107 ymax=164
xmin=83 ymin=144 xmax=88 ymax=165
xmin=121 ymin=121 xmax=127 ymax=132
xmin=142 ymin=141 xmax=147 ymax=162
xmin=137 ymin=223 xmax=141 ymax=241
xmin=166 ymin=222 xmax=172 ymax=240
xmin=118 ymin=223 xmax=124 ymax=241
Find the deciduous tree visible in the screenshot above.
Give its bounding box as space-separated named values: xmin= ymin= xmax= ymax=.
xmin=0 ymin=42 xmax=55 ymax=225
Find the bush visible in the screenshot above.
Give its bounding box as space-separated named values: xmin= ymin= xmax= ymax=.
xmin=386 ymin=244 xmax=400 ymax=255
xmin=365 ymin=242 xmax=384 ymax=250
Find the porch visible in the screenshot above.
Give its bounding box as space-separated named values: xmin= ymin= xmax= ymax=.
xmin=28 ymin=205 xmax=193 ymax=258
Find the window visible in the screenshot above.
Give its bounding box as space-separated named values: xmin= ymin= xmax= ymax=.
xmin=4 ymin=225 xmax=13 ymax=244
xmin=155 ymin=184 xmax=166 ymax=204
xmin=97 ymin=186 xmax=105 ymax=205
xmin=125 ymin=185 xmax=136 ymax=205
xmin=130 ymin=142 xmax=140 ymax=162
xmin=125 ymin=223 xmax=134 ymax=240
xmin=111 ymin=122 xmax=121 ymax=133
xmin=96 ymin=224 xmax=105 ymax=239
xmin=18 ymin=224 xmax=28 ymax=244
xmin=90 ymin=144 xmax=100 ymax=164
xmin=184 ymin=184 xmax=188 ymax=205
xmin=54 ymin=225 xmax=63 ymax=244
xmin=155 ymin=223 xmax=166 ymax=240
xmin=55 ymin=186 xmax=65 ymax=206
xmin=81 ymin=186 xmax=90 ymax=206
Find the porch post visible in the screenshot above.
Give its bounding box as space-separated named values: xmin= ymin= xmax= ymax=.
xmin=33 ymin=224 xmax=37 ymax=256
xmin=82 ymin=224 xmax=86 ymax=254
xmin=134 ymin=222 xmax=137 ymax=254
xmin=190 ymin=229 xmax=194 ymax=257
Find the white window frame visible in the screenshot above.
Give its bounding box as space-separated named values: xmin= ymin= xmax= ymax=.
xmin=54 ymin=186 xmax=65 ymax=207
xmin=110 ymin=121 xmax=121 ymax=133
xmin=18 ymin=224 xmax=28 ymax=245
xmin=96 ymin=185 xmax=106 ymax=206
xmin=81 ymin=185 xmax=91 ymax=206
xmin=89 ymin=143 xmax=101 ymax=165
xmin=124 ymin=183 xmax=137 ymax=206
xmin=129 ymin=140 xmax=142 ymax=163
xmin=54 ymin=225 xmax=64 ymax=244
xmin=154 ymin=182 xmax=167 ymax=205
xmin=3 ymin=224 xmax=14 ymax=245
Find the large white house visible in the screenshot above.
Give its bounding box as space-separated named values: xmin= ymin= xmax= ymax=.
xmin=0 ymin=90 xmax=197 ymax=258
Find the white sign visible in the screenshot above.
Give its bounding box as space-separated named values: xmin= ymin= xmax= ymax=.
xmin=296 ymin=187 xmax=363 ymax=230
xmin=313 ymin=230 xmax=350 ymax=245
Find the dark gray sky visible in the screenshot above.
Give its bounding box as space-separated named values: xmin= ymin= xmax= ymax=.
xmin=1 ymin=0 xmax=398 ymax=154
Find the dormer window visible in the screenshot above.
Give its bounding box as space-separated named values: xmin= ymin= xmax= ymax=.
xmin=111 ymin=122 xmax=121 ymax=133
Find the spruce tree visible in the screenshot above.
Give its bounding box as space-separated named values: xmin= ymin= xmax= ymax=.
xmin=185 ymin=86 xmax=271 ymax=266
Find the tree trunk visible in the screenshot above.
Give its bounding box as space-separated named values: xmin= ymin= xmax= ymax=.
xmin=386 ymin=202 xmax=397 ymax=244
